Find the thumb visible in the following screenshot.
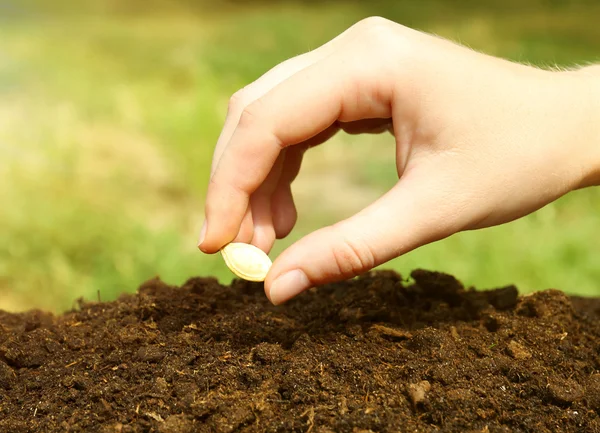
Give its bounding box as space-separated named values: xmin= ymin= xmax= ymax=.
xmin=265 ymin=169 xmax=463 ymax=305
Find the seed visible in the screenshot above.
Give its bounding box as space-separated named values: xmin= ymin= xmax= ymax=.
xmin=220 ymin=243 xmax=272 ymax=282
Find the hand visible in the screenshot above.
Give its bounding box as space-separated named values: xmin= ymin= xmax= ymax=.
xmin=198 ymin=17 xmax=600 ymax=305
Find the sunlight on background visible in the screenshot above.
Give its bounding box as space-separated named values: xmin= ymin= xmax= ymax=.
xmin=1 ymin=0 xmax=599 ymax=312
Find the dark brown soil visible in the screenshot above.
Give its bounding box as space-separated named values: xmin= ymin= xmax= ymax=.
xmin=1 ymin=270 xmax=600 ymax=433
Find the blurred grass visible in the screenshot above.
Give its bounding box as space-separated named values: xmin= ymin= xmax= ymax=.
xmin=1 ymin=0 xmax=599 ymax=312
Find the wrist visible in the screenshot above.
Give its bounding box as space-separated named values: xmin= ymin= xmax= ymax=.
xmin=561 ymin=67 xmax=600 ymax=188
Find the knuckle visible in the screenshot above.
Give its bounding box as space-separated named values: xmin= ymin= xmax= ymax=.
xmin=237 ymin=101 xmax=283 ymax=149
xmin=354 ymin=16 xmax=413 ymax=61
xmin=345 ymin=16 xmax=407 ymax=75
xmin=237 ymin=103 xmax=260 ymax=130
xmin=354 ymin=16 xmax=394 ymax=39
xmin=330 ymin=234 xmax=376 ymax=278
xmin=228 ymin=88 xmax=249 ymax=114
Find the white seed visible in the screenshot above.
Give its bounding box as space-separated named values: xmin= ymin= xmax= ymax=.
xmin=220 ymin=243 xmax=272 ymax=282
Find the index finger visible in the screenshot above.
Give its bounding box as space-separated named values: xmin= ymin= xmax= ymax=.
xmin=199 ymin=56 xmax=349 ymax=253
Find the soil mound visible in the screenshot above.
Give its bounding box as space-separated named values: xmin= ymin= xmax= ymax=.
xmin=1 ymin=270 xmax=600 ymax=432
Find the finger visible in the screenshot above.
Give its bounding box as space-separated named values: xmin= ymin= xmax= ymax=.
xmin=202 ymin=53 xmax=394 ymax=252
xmin=264 ymin=165 xmax=466 ymax=305
xmin=209 ymin=24 xmax=357 ymax=178
xmin=250 ymin=194 xmax=276 ymax=253
xmin=270 ymin=115 xmax=396 ymax=241
xmin=201 ymin=40 xmax=351 ymax=255
xmin=271 ymin=183 xmax=296 ymax=240
xmin=271 ymin=124 xmax=342 ymax=238
xmin=248 ymin=152 xmax=285 ymax=252
xmin=233 ymin=206 xmax=254 ymax=243
xmin=210 ymin=56 xmax=313 ymax=177
xmin=271 ymin=146 xmax=305 ymax=238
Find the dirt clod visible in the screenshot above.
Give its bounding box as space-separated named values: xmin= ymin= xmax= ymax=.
xmin=408 ymin=380 xmax=431 ymax=407
xmin=547 ymin=377 xmax=585 ymax=405
xmin=158 ymin=415 xmax=194 ymax=433
xmin=0 ymin=360 xmax=15 ymax=389
xmin=136 ymin=345 xmax=166 ymax=363
xmin=506 ymin=340 xmax=532 ymax=360
xmin=1 ymin=269 xmax=600 ymax=432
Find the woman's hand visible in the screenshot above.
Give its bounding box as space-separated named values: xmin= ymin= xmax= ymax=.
xmin=198 ymin=17 xmax=600 ymax=304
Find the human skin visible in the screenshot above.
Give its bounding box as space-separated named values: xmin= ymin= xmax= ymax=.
xmin=198 ymin=17 xmax=600 ymax=305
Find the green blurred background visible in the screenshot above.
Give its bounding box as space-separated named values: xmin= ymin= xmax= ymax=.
xmin=1 ymin=0 xmax=599 ymax=312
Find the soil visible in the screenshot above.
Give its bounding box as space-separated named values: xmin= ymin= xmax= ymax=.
xmin=1 ymin=270 xmax=600 ymax=433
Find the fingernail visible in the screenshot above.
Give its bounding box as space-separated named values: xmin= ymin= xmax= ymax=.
xmin=269 ymin=270 xmax=311 ymax=305
xmin=197 ymin=221 xmax=207 ymax=248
